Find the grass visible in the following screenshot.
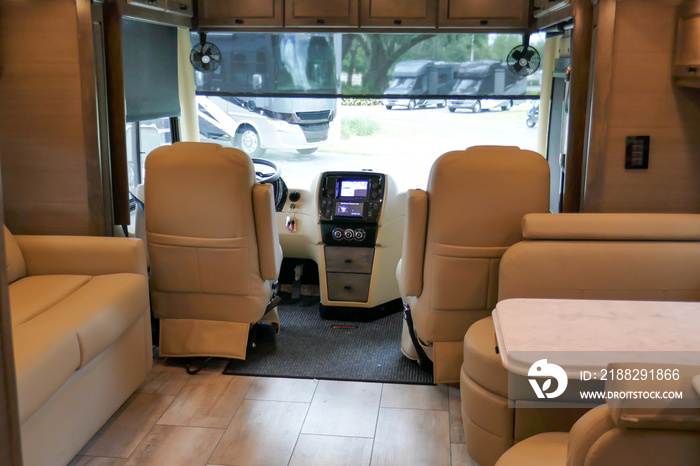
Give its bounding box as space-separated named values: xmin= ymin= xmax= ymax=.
xmin=341 ymin=118 xmax=381 ymax=140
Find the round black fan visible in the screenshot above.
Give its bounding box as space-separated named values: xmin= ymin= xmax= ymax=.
xmin=190 ymin=34 xmax=222 ymax=73
xmin=507 ymin=36 xmax=541 ymax=77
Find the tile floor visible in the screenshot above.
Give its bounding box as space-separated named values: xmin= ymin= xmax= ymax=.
xmin=69 ymin=358 xmax=478 ymax=466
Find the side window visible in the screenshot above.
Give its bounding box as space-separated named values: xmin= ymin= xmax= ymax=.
xmin=126 ymin=117 xmax=173 ymax=192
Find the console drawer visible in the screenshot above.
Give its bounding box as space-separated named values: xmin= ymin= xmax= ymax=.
xmin=325 ymin=246 xmax=374 ymax=274
xmin=327 ymin=273 xmax=371 ymax=302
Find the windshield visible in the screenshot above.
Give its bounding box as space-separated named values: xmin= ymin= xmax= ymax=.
xmin=453 ymin=79 xmax=480 ymax=93
xmin=192 ymin=31 xmax=546 ymax=191
xmin=388 ymin=78 xmax=417 ymax=90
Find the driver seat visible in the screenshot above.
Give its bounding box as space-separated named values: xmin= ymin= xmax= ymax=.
xmin=145 ymin=142 xmax=283 ymax=360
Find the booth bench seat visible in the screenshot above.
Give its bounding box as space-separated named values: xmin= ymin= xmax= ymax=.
xmin=5 ymin=226 xmax=152 ymax=466
xmin=460 ymin=213 xmax=700 ymax=466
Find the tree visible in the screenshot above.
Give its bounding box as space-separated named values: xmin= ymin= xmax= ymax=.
xmin=341 ymin=34 xmax=436 ymax=92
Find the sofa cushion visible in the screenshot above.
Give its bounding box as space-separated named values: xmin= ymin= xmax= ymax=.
xmin=13 ymin=319 xmax=81 ymax=423
xmin=463 ymin=316 xmax=508 ymax=397
xmin=9 ymin=275 xmax=91 ymax=327
xmin=31 ymin=273 xmax=149 ymax=368
xmin=5 ymin=226 xmax=26 ymax=284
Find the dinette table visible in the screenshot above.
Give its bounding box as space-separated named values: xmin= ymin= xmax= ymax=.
xmin=492 ymin=298 xmax=700 ymax=378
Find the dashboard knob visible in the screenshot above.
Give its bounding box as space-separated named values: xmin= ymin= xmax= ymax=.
xmin=343 ymin=229 xmax=355 ymax=240
xmin=354 ymin=229 xmax=366 ymax=241
xmin=332 ymin=228 xmax=344 ymax=240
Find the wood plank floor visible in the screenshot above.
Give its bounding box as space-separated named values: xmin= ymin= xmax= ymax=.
xmin=70 ymin=358 xmax=478 ymax=466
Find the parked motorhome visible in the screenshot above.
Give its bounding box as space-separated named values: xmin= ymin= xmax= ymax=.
xmin=447 ymin=59 xmax=527 ymax=113
xmin=1 ymin=1 xmax=700 ymax=466
xmin=383 ymin=60 xmax=457 ymax=110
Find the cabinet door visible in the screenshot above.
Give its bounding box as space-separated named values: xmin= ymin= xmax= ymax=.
xmin=360 ymin=0 xmax=437 ymax=27
xmin=438 ymin=0 xmax=529 ymax=29
xmin=285 ymin=0 xmax=359 ymax=27
xmin=198 ymin=0 xmax=283 ymax=27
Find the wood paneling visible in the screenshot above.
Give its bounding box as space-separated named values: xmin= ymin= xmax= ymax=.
xmin=584 ymin=0 xmax=700 ymax=213
xmin=285 ymin=0 xmax=359 ymax=27
xmin=361 ymin=0 xmax=437 ymax=27
xmin=438 ymin=0 xmax=529 ymax=29
xmin=198 ymin=0 xmax=284 ymax=27
xmin=0 ymin=0 xmax=101 ymax=235
xmin=0 ymin=179 xmax=22 ymax=466
xmin=563 ymin=0 xmax=594 ymax=212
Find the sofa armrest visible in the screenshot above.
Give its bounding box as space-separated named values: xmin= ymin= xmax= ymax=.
xmin=15 ymin=235 xmax=148 ymax=277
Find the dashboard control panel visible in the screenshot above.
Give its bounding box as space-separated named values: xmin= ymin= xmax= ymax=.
xmin=318 ymin=171 xmax=385 ymax=247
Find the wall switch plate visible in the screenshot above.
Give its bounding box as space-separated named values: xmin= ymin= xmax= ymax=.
xmin=625 ymin=136 xmax=650 ymax=169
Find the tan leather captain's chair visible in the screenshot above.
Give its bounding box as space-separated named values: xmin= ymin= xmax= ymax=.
xmin=145 ymin=142 xmax=282 ymax=360
xmin=396 ymin=146 xmax=550 ymax=383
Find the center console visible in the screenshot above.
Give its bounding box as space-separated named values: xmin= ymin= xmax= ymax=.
xmin=318 ymin=171 xmax=386 ymax=304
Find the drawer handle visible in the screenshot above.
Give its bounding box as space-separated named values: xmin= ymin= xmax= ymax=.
xmin=344 ymin=259 xmax=353 ymax=263
xmin=344 ymin=285 xmax=352 ymax=290
xmin=316 ymin=18 xmax=325 ymax=25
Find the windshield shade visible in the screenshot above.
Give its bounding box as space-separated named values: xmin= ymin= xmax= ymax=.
xmin=192 ymin=32 xmax=544 ymax=99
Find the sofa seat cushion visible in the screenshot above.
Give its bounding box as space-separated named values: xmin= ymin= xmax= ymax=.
xmin=463 ymin=316 xmax=508 ymax=397
xmin=13 ymin=320 xmax=81 ymax=423
xmin=28 ymin=273 xmax=149 ymax=368
xmin=9 ymin=275 xmax=92 ymax=327
xmin=495 ymin=432 xmax=569 ymax=466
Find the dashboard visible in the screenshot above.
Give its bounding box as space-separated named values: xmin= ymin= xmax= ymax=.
xmin=318 ymin=172 xmax=386 ymax=247
xmin=276 ymin=170 xmax=405 ymax=311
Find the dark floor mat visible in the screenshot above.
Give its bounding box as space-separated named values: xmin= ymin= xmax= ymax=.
xmin=223 ymin=296 xmax=433 ymax=385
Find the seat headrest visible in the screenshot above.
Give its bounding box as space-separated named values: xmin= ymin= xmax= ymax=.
xmin=605 ymin=363 xmax=700 ymax=431
xmin=522 ymin=213 xmax=700 ymax=241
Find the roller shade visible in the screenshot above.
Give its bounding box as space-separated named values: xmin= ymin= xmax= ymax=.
xmin=122 ymin=19 xmax=180 ymax=122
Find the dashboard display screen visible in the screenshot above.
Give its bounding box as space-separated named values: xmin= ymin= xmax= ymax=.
xmin=339 ymin=179 xmax=369 ymax=198
xmin=335 ymin=202 xmax=364 ymax=217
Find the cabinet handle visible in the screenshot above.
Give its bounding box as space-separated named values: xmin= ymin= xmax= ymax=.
xmin=394 ymin=19 xmax=402 ymax=25
xmin=344 ymin=259 xmax=353 ymax=263
xmin=235 ymin=18 xmax=244 ymax=24
xmin=316 ymin=18 xmax=325 ymax=25
xmin=344 ymin=285 xmax=352 ymax=290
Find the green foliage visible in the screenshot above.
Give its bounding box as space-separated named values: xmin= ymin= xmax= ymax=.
xmin=341 ymin=118 xmax=380 ymax=139
xmin=341 ymin=98 xmax=382 ymax=106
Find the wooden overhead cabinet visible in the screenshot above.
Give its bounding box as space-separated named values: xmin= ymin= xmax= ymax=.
xmin=198 ymin=0 xmax=284 ymax=27
xmin=360 ymin=0 xmax=437 ymax=27
xmin=438 ymin=0 xmax=529 ymax=28
xmin=285 ymin=0 xmax=359 ymax=27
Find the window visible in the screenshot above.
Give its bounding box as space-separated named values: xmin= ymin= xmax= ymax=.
xmin=126 ymin=117 xmax=173 ymax=192
xmin=191 ymin=32 xmax=545 ymax=190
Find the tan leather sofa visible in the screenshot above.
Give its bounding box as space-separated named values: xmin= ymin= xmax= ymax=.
xmin=461 ymin=213 xmax=700 ymax=466
xmin=496 ymin=363 xmax=700 ymax=466
xmin=5 ymin=226 xmax=152 ymax=466
xmin=397 ymin=146 xmax=549 ymax=383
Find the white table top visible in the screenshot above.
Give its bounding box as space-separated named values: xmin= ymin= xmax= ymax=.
xmin=492 ymin=298 xmax=700 ymax=377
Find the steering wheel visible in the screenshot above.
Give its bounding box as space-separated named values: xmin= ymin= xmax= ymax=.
xmin=252 ymin=158 xmax=282 ymax=184
xmin=252 ymin=158 xmax=287 ymax=212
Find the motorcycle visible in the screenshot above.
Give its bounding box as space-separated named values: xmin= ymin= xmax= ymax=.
xmin=526 ymin=102 xmax=539 ymax=128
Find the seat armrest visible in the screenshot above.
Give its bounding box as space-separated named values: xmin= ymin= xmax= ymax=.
xmin=15 ymin=235 xmax=148 ymax=277
xmin=252 ymin=183 xmax=282 ymax=281
xmin=401 ymin=189 xmax=429 ymax=297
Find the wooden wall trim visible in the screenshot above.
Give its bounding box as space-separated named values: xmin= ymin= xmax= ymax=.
xmin=76 ymin=0 xmax=109 ymax=236
xmin=103 ymin=0 xmax=130 ymax=226
xmin=581 ymin=0 xmax=617 ymax=212
xmin=563 ymin=0 xmax=594 ymax=212
xmin=0 ymin=176 xmax=24 ymax=465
